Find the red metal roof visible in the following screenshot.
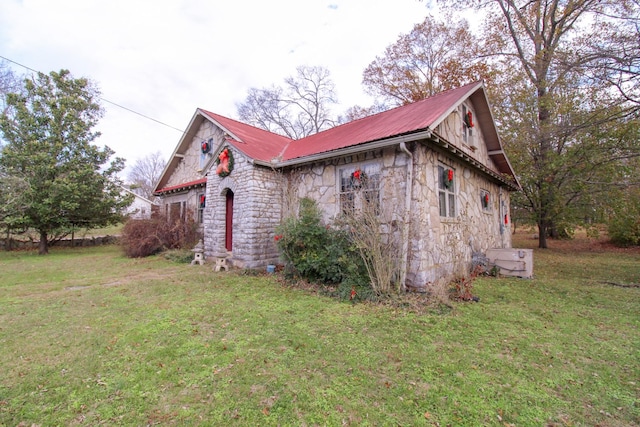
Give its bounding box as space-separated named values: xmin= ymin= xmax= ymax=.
xmin=155 ymin=81 xmax=517 ymax=191
xmin=197 ymin=82 xmax=481 ymax=164
xmin=199 ymin=110 xmax=292 ymax=162
xmin=281 ymin=82 xmax=481 ymax=161
xmin=156 ymin=177 xmax=207 ymax=194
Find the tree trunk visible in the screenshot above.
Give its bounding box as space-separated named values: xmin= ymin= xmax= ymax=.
xmin=537 ymin=220 xmax=549 ymax=249
xmin=38 ymin=230 xmax=49 ymax=255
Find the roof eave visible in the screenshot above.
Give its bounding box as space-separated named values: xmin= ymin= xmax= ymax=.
xmin=259 ymin=130 xmax=433 ymax=168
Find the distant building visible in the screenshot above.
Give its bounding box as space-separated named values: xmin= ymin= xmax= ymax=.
xmin=121 ymin=186 xmax=157 ymax=220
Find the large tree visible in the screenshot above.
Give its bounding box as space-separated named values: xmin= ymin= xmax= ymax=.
xmin=439 ymin=0 xmax=640 ymax=247
xmin=362 ymin=14 xmax=492 ymax=106
xmin=127 ymin=151 xmax=166 ymax=199
xmin=0 ymin=69 xmax=131 ymax=254
xmin=237 ymin=65 xmax=338 ymax=138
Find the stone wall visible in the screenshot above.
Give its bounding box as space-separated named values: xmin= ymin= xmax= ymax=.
xmin=203 ymin=146 xmax=283 ymax=269
xmin=283 ymin=142 xmax=512 ymax=289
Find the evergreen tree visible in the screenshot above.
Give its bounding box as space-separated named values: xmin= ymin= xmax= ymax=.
xmin=0 ymin=69 xmax=131 ymax=254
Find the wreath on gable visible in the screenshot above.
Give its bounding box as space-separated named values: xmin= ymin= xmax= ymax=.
xmin=215 ymin=147 xmax=234 ymax=178
xmin=201 ymin=139 xmax=212 ymax=154
xmin=464 ymin=111 xmax=474 ymax=128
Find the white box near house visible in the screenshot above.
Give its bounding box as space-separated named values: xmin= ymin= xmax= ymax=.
xmin=486 ymin=248 xmax=534 ymax=278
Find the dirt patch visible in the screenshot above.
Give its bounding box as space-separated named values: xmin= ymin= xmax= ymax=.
xmin=63 ymin=271 xmax=174 ymax=292
xmin=513 ymin=228 xmax=640 ymax=255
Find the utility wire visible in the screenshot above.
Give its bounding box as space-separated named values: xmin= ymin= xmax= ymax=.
xmin=0 ymin=55 xmax=184 ymax=134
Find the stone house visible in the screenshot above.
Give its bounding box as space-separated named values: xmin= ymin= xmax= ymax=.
xmin=154 ymin=81 xmax=520 ymax=290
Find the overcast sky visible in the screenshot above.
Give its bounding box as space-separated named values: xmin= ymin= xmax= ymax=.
xmin=0 ymin=0 xmax=433 ymax=178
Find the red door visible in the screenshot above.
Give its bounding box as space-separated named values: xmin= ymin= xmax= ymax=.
xmin=225 ymin=190 xmax=234 ymax=251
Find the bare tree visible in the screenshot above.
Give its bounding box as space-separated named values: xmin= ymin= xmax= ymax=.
xmin=127 ymin=151 xmax=166 ymax=199
xmin=237 ymin=65 xmax=338 ymax=139
xmin=0 ymin=60 xmax=22 ymax=123
xmin=437 ymin=0 xmax=640 ymax=248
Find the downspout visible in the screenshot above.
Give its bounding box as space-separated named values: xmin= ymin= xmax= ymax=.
xmin=499 ymin=186 xmax=505 ymax=248
xmin=399 ymin=141 xmax=413 ymax=292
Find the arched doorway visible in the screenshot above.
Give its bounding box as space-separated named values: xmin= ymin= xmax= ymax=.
xmin=225 ymin=190 xmax=234 ymax=251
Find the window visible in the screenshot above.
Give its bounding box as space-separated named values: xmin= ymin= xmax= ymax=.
xmin=462 ymin=105 xmax=474 ymax=146
xmin=480 ymin=189 xmax=491 ymax=212
xmin=339 ymin=163 xmax=381 ymax=215
xmin=200 ymin=138 xmax=213 ymax=170
xmin=438 ymin=165 xmax=456 ymax=218
xmin=197 ymin=193 xmax=206 ymax=224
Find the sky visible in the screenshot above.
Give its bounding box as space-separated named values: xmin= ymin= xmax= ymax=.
xmin=0 ymin=0 xmax=434 ymax=179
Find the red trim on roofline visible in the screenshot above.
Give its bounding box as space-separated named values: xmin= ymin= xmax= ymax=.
xmin=155 ymin=178 xmax=207 ymax=195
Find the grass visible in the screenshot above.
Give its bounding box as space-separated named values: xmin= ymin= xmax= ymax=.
xmin=0 ymin=235 xmax=638 ymax=426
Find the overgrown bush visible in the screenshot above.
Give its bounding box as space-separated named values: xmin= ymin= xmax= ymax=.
xmin=120 ymin=215 xmax=199 ymax=258
xmin=607 ymin=195 xmax=640 ymax=246
xmin=275 ymin=198 xmax=367 ymax=287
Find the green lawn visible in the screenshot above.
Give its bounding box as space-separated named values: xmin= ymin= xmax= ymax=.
xmin=0 ymin=241 xmax=638 ymax=426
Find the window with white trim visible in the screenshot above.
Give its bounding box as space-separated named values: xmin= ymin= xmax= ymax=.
xmin=438 ymin=164 xmax=456 ymax=218
xmin=339 ymin=163 xmax=381 ymax=215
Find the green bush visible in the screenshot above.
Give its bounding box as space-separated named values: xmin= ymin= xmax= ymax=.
xmin=163 ymin=249 xmax=195 ymax=263
xmin=275 ymin=198 xmax=368 ymax=289
xmin=607 ymin=195 xmax=640 ymax=246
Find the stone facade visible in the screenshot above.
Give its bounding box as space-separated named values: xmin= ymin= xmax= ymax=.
xmin=281 ymin=140 xmax=511 ymax=290
xmin=155 ymin=83 xmax=518 ymax=288
xmin=204 ymin=147 xmax=283 ymax=269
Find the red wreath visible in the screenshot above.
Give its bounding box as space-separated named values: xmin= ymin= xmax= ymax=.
xmin=466 ymin=111 xmax=474 ymax=128
xmin=485 ymin=193 xmax=489 ymax=204
xmin=216 ymin=148 xmax=230 ymax=175
xmin=200 ymin=194 xmax=206 ymax=208
xmin=201 ymin=141 xmax=211 ymax=153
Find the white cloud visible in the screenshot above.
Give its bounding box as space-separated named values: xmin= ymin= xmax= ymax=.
xmin=0 ymin=0 xmax=432 ymax=175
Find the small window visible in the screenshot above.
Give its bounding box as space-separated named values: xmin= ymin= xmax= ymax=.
xmin=197 ymin=193 xmax=206 ymax=224
xmin=339 ymin=163 xmax=381 ymax=216
xmin=462 ymin=105 xmax=474 ymax=145
xmin=199 ymin=138 xmax=213 ymax=170
xmin=480 ymin=189 xmax=491 ymax=212
xmin=438 ymin=165 xmax=456 ymax=218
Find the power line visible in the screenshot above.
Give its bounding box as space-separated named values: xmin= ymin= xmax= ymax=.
xmin=0 ymin=55 xmax=184 ymax=134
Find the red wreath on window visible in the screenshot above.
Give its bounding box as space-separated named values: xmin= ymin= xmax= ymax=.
xmin=485 ymin=193 xmax=489 ymax=204
xmin=200 ymin=195 xmax=206 ymax=208
xmin=466 ymin=111 xmax=474 ymax=128
xmin=201 ymin=140 xmax=211 ymax=154
xmin=444 ymin=169 xmax=454 ymax=188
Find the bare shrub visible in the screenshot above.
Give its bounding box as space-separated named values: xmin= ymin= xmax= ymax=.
xmin=121 ymin=214 xmax=199 ymax=258
xmin=337 ymin=197 xmax=402 ymax=296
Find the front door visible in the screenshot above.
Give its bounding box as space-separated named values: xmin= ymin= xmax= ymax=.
xmin=225 ymin=190 xmax=234 ymax=251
